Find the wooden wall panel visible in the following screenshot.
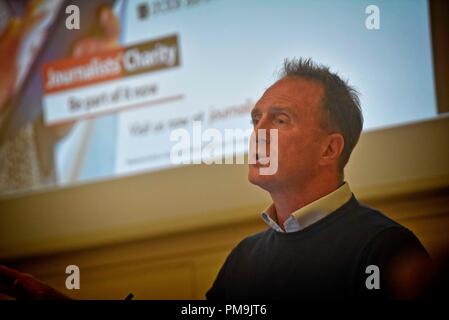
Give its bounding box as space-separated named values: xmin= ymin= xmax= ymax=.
xmin=2 ymin=188 xmax=448 ymax=300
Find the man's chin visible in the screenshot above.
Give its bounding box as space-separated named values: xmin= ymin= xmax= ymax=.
xmin=248 ymin=167 xmax=275 ymax=191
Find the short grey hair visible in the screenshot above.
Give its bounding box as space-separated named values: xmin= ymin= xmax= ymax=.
xmin=279 ymin=57 xmax=364 ymax=171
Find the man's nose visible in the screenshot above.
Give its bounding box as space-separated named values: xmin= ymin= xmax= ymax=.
xmin=254 ymin=115 xmax=272 ymax=144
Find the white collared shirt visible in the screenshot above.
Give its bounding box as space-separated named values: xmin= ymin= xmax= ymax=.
xmin=261 ymin=182 xmax=353 ymax=233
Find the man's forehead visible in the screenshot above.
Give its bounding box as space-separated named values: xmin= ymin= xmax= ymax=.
xmin=257 ymin=77 xmax=324 ymax=109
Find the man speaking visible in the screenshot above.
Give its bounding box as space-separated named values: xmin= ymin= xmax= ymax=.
xmin=0 ymin=58 xmax=432 ymax=300
xmin=206 ymin=58 xmax=430 ymax=300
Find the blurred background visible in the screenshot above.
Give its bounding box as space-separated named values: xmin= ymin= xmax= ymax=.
xmin=0 ymin=0 xmax=448 ymax=299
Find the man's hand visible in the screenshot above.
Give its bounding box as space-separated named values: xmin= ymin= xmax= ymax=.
xmin=0 ymin=265 xmax=70 ymax=300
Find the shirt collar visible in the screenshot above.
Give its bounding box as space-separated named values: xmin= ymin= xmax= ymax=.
xmin=261 ymin=182 xmax=353 ymax=233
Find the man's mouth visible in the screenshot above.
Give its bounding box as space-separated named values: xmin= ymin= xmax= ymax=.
xmin=253 ymin=153 xmax=271 ymax=166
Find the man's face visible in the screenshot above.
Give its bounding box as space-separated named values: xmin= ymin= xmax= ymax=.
xmin=248 ymin=76 xmax=329 ymax=193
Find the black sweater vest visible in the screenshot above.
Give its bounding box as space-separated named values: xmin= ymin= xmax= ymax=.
xmin=206 ymin=195 xmax=429 ymax=299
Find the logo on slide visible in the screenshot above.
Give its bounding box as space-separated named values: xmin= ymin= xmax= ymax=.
xmin=42 ymin=34 xmax=182 ymax=126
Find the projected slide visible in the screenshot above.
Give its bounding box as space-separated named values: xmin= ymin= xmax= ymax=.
xmin=0 ymin=0 xmax=437 ymax=195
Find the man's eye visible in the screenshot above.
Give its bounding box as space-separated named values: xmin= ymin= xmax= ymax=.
xmin=274 ymin=116 xmax=288 ymax=125
xmin=251 ymin=117 xmax=260 ymax=125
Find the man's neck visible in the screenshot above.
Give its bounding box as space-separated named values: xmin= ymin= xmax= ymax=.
xmin=270 ymin=177 xmax=343 ymax=229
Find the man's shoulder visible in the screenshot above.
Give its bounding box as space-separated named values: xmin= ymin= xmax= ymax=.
xmin=229 ymin=228 xmax=273 ymax=255
xmin=347 ymin=198 xmax=406 ymax=232
xmin=338 ymin=197 xmax=420 ymax=248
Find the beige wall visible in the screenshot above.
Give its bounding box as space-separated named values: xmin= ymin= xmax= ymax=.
xmin=2 ymin=189 xmax=449 ymax=300
xmin=1 ymin=115 xmax=448 ymax=299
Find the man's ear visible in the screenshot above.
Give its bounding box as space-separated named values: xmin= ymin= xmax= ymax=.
xmin=320 ymin=133 xmax=344 ymax=166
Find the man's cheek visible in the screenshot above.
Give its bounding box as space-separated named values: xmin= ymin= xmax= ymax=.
xmin=277 ymin=141 xmax=296 ymax=163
